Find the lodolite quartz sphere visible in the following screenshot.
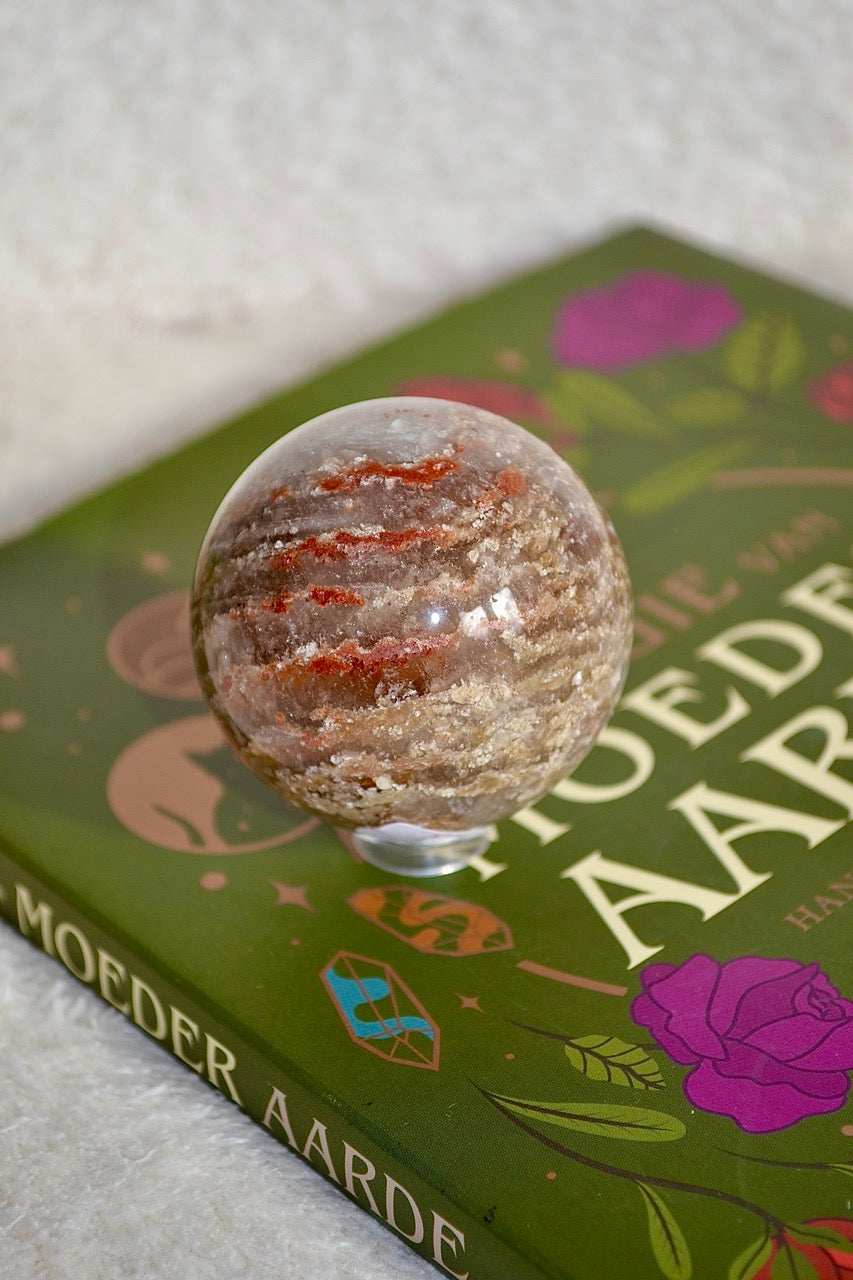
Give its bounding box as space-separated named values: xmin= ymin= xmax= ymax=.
xmin=191 ymin=398 xmax=632 ymax=846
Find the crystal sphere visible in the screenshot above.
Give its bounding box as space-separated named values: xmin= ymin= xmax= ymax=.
xmin=191 ymin=398 xmax=632 ymax=852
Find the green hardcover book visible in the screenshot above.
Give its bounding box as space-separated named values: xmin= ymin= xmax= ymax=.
xmin=1 ymin=226 xmax=852 ymax=1280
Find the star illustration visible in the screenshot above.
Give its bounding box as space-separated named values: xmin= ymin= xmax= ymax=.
xmin=455 ymin=994 xmax=483 ymax=1013
xmin=269 ymin=880 xmax=316 ymax=912
xmin=0 ymin=646 xmax=19 ymax=678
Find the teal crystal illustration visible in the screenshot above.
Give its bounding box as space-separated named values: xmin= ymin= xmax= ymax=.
xmin=320 ymin=950 xmax=440 ymax=1070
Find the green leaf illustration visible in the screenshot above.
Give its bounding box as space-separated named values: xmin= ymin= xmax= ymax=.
xmin=728 ymin=1235 xmax=773 ymax=1280
xmin=664 ymin=387 xmax=746 ymax=428
xmin=542 ymin=383 xmax=590 ymax=433
xmin=722 ymin=313 xmax=806 ymax=394
xmin=771 ymin=1245 xmax=820 ymax=1280
xmin=637 ymin=1182 xmax=692 ymax=1279
xmin=550 ymin=370 xmax=667 ymax=437
xmin=829 ymin=1162 xmax=853 ymax=1179
xmin=787 ymin=1223 xmax=853 ymax=1251
xmin=487 ymin=1093 xmax=685 ymax=1142
xmin=564 ymin=1034 xmax=665 ymax=1090
xmin=621 ymin=440 xmax=751 ymax=513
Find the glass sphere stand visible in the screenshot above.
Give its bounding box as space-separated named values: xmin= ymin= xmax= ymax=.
xmin=351 ymin=822 xmax=493 ymax=877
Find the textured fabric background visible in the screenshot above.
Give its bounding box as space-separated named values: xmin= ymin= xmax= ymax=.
xmin=1 ymin=3 xmax=851 ymax=1277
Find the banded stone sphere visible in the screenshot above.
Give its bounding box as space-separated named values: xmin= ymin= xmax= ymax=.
xmin=191 ymin=398 xmax=632 ymax=837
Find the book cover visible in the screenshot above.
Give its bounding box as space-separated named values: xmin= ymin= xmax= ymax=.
xmin=1 ymin=226 xmax=851 ymax=1280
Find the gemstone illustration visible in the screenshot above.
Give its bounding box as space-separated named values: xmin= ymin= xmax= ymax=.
xmin=191 ymin=398 xmax=633 ymax=847
xmin=320 ymin=950 xmax=440 ymax=1069
xmin=349 ymin=885 xmax=513 ymax=956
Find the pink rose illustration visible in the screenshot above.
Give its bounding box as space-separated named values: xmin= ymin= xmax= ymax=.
xmin=631 ymin=954 xmax=853 ymax=1132
xmin=552 ymin=270 xmax=743 ymax=371
xmin=805 ymin=361 xmax=853 ymax=424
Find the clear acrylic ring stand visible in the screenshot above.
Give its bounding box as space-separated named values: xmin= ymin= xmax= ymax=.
xmin=351 ymin=823 xmax=493 ymax=877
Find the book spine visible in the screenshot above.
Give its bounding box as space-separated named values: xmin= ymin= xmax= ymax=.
xmin=0 ymin=846 xmax=550 ymax=1280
